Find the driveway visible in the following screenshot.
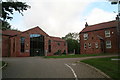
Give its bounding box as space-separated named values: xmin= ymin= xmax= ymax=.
xmin=2 ymin=55 xmax=118 ymax=79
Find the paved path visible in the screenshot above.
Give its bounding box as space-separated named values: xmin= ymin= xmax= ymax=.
xmin=2 ymin=55 xmax=118 ymax=79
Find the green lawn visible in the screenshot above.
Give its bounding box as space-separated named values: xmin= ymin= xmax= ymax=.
xmin=81 ymin=56 xmax=120 ymax=80
xmin=44 ymin=53 xmax=117 ymax=58
xmin=0 ymin=61 xmax=5 ymax=67
xmin=0 ymin=61 xmax=2 ymax=67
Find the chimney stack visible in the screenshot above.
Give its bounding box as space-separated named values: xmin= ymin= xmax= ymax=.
xmin=85 ymin=22 xmax=88 ymax=27
xmin=116 ymin=15 xmax=119 ymax=21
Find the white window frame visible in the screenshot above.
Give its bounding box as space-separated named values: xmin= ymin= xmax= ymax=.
xmin=95 ymin=42 xmax=98 ymax=49
xmin=88 ymin=43 xmax=91 ymax=48
xmin=105 ymin=30 xmax=110 ymax=37
xmin=83 ymin=33 xmax=88 ymax=40
xmin=84 ymin=43 xmax=87 ymax=49
xmin=106 ymin=41 xmax=112 ymax=49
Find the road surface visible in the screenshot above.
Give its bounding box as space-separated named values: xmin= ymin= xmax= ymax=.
xmin=2 ymin=55 xmax=117 ymax=79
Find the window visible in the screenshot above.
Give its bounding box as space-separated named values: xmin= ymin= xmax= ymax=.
xmin=106 ymin=41 xmax=112 ymax=48
xmin=88 ymin=43 xmax=91 ymax=48
xmin=13 ymin=38 xmax=15 ymax=52
xmin=64 ymin=42 xmax=66 ymax=46
xmin=83 ymin=33 xmax=88 ymax=40
xmin=95 ymin=42 xmax=98 ymax=48
xmin=48 ymin=40 xmax=51 ymax=52
xmin=105 ymin=30 xmax=110 ymax=37
xmin=30 ymin=34 xmax=44 ymax=42
xmin=63 ymin=50 xmax=66 ymax=54
xmin=84 ymin=43 xmax=87 ymax=49
xmin=21 ymin=37 xmax=25 ymax=52
xmin=30 ymin=34 xmax=41 ymax=38
xmin=48 ymin=40 xmax=51 ymax=45
xmin=92 ymin=37 xmax=94 ymax=40
xmin=58 ymin=43 xmax=60 ymax=46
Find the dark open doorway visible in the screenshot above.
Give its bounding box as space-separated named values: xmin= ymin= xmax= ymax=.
xmin=30 ymin=34 xmax=44 ymax=56
xmin=100 ymin=40 xmax=105 ymax=53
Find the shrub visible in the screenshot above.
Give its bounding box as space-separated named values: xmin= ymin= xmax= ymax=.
xmin=54 ymin=50 xmax=61 ymax=55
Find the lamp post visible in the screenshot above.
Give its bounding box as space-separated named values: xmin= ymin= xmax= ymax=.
xmin=108 ymin=0 xmax=120 ymax=54
xmin=116 ymin=15 xmax=120 ymax=54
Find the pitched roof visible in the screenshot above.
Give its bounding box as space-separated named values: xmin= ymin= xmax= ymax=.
xmin=21 ymin=26 xmax=49 ymax=36
xmin=1 ymin=27 xmax=65 ymax=42
xmin=2 ymin=30 xmax=21 ymax=36
xmin=97 ymin=35 xmax=103 ymax=40
xmin=80 ymin=20 xmax=117 ymax=33
xmin=50 ymin=36 xmax=65 ymax=42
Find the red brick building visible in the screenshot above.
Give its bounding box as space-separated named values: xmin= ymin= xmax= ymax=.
xmin=2 ymin=27 xmax=67 ymax=57
xmin=80 ymin=20 xmax=120 ymax=54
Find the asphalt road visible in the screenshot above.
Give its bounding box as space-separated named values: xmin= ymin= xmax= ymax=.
xmin=2 ymin=55 xmax=117 ymax=79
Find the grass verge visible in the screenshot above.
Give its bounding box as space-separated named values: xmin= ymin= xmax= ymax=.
xmin=44 ymin=53 xmax=117 ymax=58
xmin=81 ymin=56 xmax=120 ymax=80
xmin=0 ymin=61 xmax=5 ymax=68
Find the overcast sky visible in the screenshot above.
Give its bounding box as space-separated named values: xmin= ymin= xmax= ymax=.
xmin=8 ymin=0 xmax=117 ymax=37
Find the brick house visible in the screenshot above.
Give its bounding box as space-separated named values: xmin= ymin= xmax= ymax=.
xmin=79 ymin=20 xmax=120 ymax=54
xmin=2 ymin=26 xmax=67 ymax=57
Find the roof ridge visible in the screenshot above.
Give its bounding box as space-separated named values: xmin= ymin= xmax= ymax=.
xmin=80 ymin=20 xmax=117 ymax=33
xmin=2 ymin=30 xmax=21 ymax=36
xmin=21 ymin=26 xmax=49 ymax=36
xmin=50 ymin=36 xmax=61 ymax=38
xmin=88 ymin=20 xmax=116 ymax=27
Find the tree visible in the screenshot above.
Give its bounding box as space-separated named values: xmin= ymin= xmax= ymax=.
xmin=62 ymin=32 xmax=80 ymax=54
xmin=0 ymin=20 xmax=11 ymax=30
xmin=0 ymin=0 xmax=30 ymax=30
xmin=62 ymin=32 xmax=79 ymax=42
xmin=66 ymin=39 xmax=80 ymax=54
xmin=108 ymin=0 xmax=119 ymax=4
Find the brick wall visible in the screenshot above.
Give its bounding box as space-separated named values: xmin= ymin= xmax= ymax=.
xmin=2 ymin=27 xmax=67 ymax=57
xmin=50 ymin=40 xmax=67 ymax=56
xmin=80 ymin=28 xmax=118 ymax=54
xmin=2 ymin=35 xmax=10 ymax=57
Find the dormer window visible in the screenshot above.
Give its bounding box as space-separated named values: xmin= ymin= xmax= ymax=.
xmin=105 ymin=30 xmax=110 ymax=37
xmin=83 ymin=33 xmax=88 ymax=40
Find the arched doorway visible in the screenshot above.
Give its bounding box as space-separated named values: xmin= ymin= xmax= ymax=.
xmin=30 ymin=34 xmax=44 ymax=56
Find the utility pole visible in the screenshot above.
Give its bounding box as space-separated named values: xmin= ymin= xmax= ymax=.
xmin=108 ymin=0 xmax=120 ymax=54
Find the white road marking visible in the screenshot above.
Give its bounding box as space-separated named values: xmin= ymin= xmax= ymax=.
xmin=0 ymin=63 xmax=7 ymax=69
xmin=111 ymin=58 xmax=120 ymax=60
xmin=65 ymin=64 xmax=78 ymax=80
xmin=71 ymin=63 xmax=76 ymax=66
xmin=76 ymin=61 xmax=80 ymax=63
